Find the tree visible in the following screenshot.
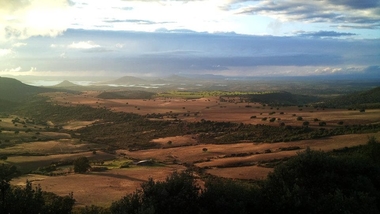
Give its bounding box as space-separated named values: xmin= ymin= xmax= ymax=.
xmin=111 ymin=171 xmax=200 ymax=214
xmin=73 ymin=157 xmax=91 ymax=173
xmin=0 ymin=164 xmax=19 ymax=204
xmin=200 ymin=178 xmax=258 ymax=214
xmin=260 ymin=148 xmax=380 ymax=214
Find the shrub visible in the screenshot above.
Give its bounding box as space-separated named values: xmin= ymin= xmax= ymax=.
xmin=73 ymin=157 xmax=91 ymax=173
xmin=111 ymin=171 xmax=200 ymax=214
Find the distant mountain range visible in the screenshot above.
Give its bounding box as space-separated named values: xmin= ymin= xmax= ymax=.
xmin=101 ymin=74 xmax=195 ymax=85
xmin=1 ymin=76 xmax=379 ymax=111
xmin=102 ymin=76 xmax=149 ymax=85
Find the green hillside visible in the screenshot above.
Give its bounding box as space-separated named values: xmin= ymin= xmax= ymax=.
xmin=0 ymin=77 xmax=58 ymax=102
xmin=321 ymin=86 xmax=380 ymax=108
xmin=245 ymin=91 xmax=320 ymax=106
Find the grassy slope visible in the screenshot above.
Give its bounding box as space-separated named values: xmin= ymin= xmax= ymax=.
xmin=0 ymin=77 xmax=59 ymax=102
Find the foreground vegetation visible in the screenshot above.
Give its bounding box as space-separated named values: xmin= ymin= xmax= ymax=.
xmin=108 ymin=138 xmax=380 ymax=214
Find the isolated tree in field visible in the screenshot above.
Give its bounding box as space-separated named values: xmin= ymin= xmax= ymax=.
xmin=73 ymin=157 xmax=91 ymax=173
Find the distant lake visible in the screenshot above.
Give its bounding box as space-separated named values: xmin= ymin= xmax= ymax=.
xmin=26 ymin=80 xmax=93 ymax=86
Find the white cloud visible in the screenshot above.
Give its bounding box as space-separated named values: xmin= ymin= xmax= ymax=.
xmin=0 ymin=66 xmax=22 ymax=73
xmin=314 ymin=67 xmax=343 ymax=74
xmin=115 ymin=43 xmax=125 ymax=48
xmin=0 ymin=0 xmax=71 ymax=42
xmin=68 ymin=41 xmax=101 ymax=49
xmin=0 ymin=48 xmax=12 ymax=56
xmin=12 ymin=42 xmax=27 ymax=47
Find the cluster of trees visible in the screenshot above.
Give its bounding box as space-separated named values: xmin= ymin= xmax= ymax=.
xmin=220 ymin=91 xmax=321 ymax=106
xmin=0 ymin=164 xmax=75 ymax=213
xmin=97 ymin=91 xmax=155 ymax=100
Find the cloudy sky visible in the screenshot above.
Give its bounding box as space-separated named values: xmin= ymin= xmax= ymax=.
xmin=0 ymin=0 xmax=379 ymax=78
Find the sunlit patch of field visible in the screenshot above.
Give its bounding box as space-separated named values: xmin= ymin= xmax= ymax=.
xmin=6 ymin=151 xmax=115 ymax=173
xmin=206 ymin=165 xmax=273 ymax=180
xmin=0 ymin=115 xmax=45 ymax=130
xmin=0 ymin=139 xmax=93 ymax=155
xmin=151 ymin=135 xmax=197 ymax=147
xmin=63 ymin=120 xmax=99 ymax=130
xmin=11 ymin=165 xmax=186 ymax=207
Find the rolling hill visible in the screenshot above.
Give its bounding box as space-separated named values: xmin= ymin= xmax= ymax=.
xmin=321 ymin=86 xmax=380 ymax=108
xmin=244 ymin=91 xmax=321 ymax=106
xmin=0 ymin=77 xmax=58 ymax=102
xmin=51 ymin=80 xmax=86 ymax=91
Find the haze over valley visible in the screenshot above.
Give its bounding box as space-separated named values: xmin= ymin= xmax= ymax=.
xmin=1 ymin=0 xmax=380 ymax=213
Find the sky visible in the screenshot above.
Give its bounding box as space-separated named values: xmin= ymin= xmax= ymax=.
xmin=0 ymin=0 xmax=379 ymax=79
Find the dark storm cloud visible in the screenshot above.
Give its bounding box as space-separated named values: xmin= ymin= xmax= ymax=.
xmin=233 ymin=0 xmax=380 ymax=29
xmin=296 ymin=31 xmax=357 ymax=38
xmin=328 ymin=0 xmax=380 ymax=9
xmin=334 ymin=24 xmax=380 ymax=29
xmin=363 ymin=65 xmax=380 ymax=74
xmin=3 ymin=29 xmax=379 ymax=76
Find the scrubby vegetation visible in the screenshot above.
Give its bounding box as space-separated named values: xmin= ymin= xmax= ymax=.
xmin=5 ymin=96 xmax=379 ymax=151
xmin=317 ymin=86 xmax=380 ymax=109
xmin=97 ymin=90 xmax=156 ymax=99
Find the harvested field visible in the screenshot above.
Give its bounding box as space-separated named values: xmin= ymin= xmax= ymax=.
xmin=0 ymin=139 xmax=95 ymax=155
xmin=120 ymin=132 xmax=380 ymax=164
xmin=63 ymin=120 xmax=98 ymax=130
xmin=11 ymin=165 xmax=186 ymax=207
xmin=6 ymin=151 xmax=115 ymax=173
xmin=151 ymin=135 xmax=197 ymax=147
xmin=206 ymin=165 xmax=273 ymax=180
xmin=119 ymin=132 xmax=380 ymax=180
